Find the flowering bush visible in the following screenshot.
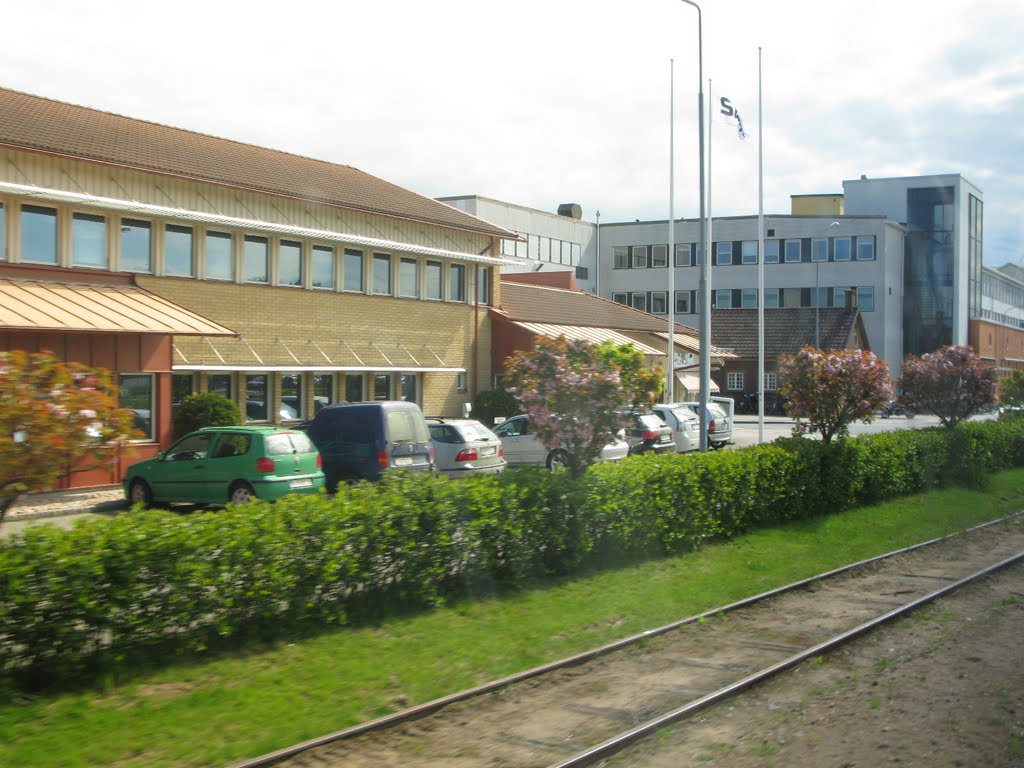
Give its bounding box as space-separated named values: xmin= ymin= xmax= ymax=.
xmin=505 ymin=337 xmax=630 ymax=477
xmin=778 ymin=346 xmax=894 ymax=443
xmin=899 ymin=345 xmax=999 ymax=427
xmin=0 ymin=350 xmax=139 ymax=520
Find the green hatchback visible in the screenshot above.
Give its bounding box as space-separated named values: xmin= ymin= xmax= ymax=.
xmin=123 ymin=426 xmax=325 ymax=506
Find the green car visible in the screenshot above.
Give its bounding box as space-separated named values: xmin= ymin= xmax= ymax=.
xmin=123 ymin=426 xmax=325 ymax=506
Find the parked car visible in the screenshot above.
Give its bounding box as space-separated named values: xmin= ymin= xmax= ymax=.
xmin=650 ymin=404 xmax=701 ymax=453
xmin=123 ymin=425 xmax=325 ymax=506
xmin=299 ymin=401 xmax=434 ymax=489
xmin=426 ymin=417 xmax=507 ymax=478
xmin=621 ymin=410 xmax=676 ymax=455
xmin=672 ymin=399 xmax=734 ymax=449
xmin=492 ymin=414 xmax=629 ymax=469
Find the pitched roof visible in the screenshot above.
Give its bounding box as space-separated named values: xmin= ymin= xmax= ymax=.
xmin=710 ymin=307 xmax=866 ymax=358
xmin=497 ymin=281 xmax=701 ymax=335
xmin=0 ymin=87 xmax=512 ymax=239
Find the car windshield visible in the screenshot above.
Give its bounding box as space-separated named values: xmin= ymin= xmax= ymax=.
xmin=266 ymin=431 xmax=316 ymax=456
xmin=387 ymin=409 xmax=429 ymax=443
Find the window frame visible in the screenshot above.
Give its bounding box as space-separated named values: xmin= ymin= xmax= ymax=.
xmin=120 ymin=373 xmax=155 ymax=441
xmin=764 ymin=239 xmax=780 ymax=264
xmin=163 ymin=223 xmax=193 ymax=277
xmin=343 ymin=248 xmax=365 ymax=292
xmin=715 ymin=288 xmax=733 ymax=309
xmin=613 ymin=246 xmax=630 ymax=269
xmin=833 ymin=236 xmax=852 ymax=262
xmin=120 ymin=217 xmax=153 ymax=274
xmin=675 ymin=242 xmax=692 ymax=267
xmin=741 ymin=240 xmax=758 ymax=265
xmin=372 ymin=253 xmax=392 ymax=295
xmin=630 ymin=292 xmax=648 ymax=312
xmin=811 ymin=237 xmax=828 ymax=263
xmin=204 ymin=230 xmax=234 ymax=281
xmin=650 ymin=291 xmax=668 ymax=314
xmin=71 ymin=211 xmax=108 ymax=269
xmin=651 ymin=244 xmax=668 ymax=268
xmin=425 ymin=260 xmax=443 ymax=300
xmin=716 ymin=241 xmax=733 ymax=266
xmin=21 ymin=204 xmax=59 ymax=265
xmin=311 ymin=244 xmax=335 ymax=289
xmin=856 ymin=236 xmax=876 ymax=261
xmin=784 ymin=239 xmax=802 ymax=263
xmin=398 ymin=256 xmax=419 ymax=298
xmin=675 ymin=290 xmax=691 ymax=314
xmin=242 ymin=234 xmax=269 ymax=284
xmin=449 ymin=263 xmax=466 ymax=302
xmin=727 ymin=372 xmax=744 ymax=391
xmin=631 ymin=245 xmax=648 ymax=269
xmin=278 ymin=239 xmax=303 ymax=287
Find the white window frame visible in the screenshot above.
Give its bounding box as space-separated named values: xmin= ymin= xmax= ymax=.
xmin=764 ymin=372 xmax=778 ymax=391
xmin=613 ymin=246 xmax=629 ymax=269
xmin=613 ymin=292 xmax=629 ymax=305
xmin=650 ymin=291 xmax=667 ymax=314
xmin=675 ymin=242 xmax=692 ymax=267
xmin=741 ymin=288 xmax=757 ymax=308
xmin=715 ymin=289 xmax=732 ymax=308
xmin=764 ymin=239 xmax=780 ymax=264
xmin=856 ymin=236 xmax=875 ymax=261
xmin=857 ymin=285 xmax=875 ymax=311
xmin=675 ymin=290 xmax=691 ymax=314
xmin=727 ymin=372 xmax=744 ymax=391
xmin=716 ymin=241 xmax=733 ymax=265
xmin=631 ymin=292 xmax=648 ymax=312
xmin=811 ymin=237 xmax=828 ymax=263
xmin=784 ymin=239 xmax=802 ymax=263
xmin=651 ymin=244 xmax=668 ymax=268
xmin=631 ymin=245 xmax=648 ymax=269
xmin=741 ymin=240 xmax=758 ymax=265
xmin=834 ymin=237 xmax=852 ymax=261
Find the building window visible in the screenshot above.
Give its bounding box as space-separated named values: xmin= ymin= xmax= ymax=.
xmin=207 ymin=373 xmax=233 ymax=401
xmin=675 ymin=290 xmax=691 ymax=314
xmin=741 ymin=288 xmax=757 ymax=308
xmin=715 ymin=289 xmax=732 ymax=308
xmin=345 ymin=373 xmax=364 ymax=402
xmin=243 ymin=234 xmax=268 ymax=283
xmin=400 ymin=373 xmax=418 ymax=403
xmin=374 ymin=373 xmax=392 ymax=400
xmin=399 ymin=257 xmax=419 ymax=298
xmin=205 ymin=231 xmax=234 ymax=281
xmin=372 ymin=253 xmax=392 ymax=295
xmin=857 ymin=286 xmax=875 ymax=311
xmin=651 ymin=244 xmax=668 ymax=268
xmin=811 ymin=237 xmax=828 ymax=262
xmin=501 ymin=239 xmax=517 ymax=257
xmin=281 ymin=373 xmax=302 ymax=420
xmin=171 ymin=373 xmax=193 ymax=415
xmin=716 ymin=242 xmax=733 ymax=265
xmin=834 ymin=237 xmax=851 ymax=261
xmin=477 ymin=266 xmax=492 ymax=305
xmin=344 ymin=248 xmax=364 ymax=292
xmin=539 ymin=236 xmax=550 ymax=262
xmin=456 ymin=372 xmax=467 ymax=392
xmin=784 ymin=240 xmax=802 ymax=263
xmin=449 ymin=263 xmax=466 ymax=302
xmin=120 ymin=218 xmax=152 ymax=273
xmin=311 ymin=245 xmax=335 ymax=289
xmin=0 ymin=203 xmax=5 ymax=261
xmin=675 ymin=242 xmax=692 ymax=267
xmin=651 ymin=291 xmax=667 ymax=314
xmin=632 ymin=245 xmax=648 ymax=268
xmin=741 ymin=241 xmax=758 ymax=265
xmin=856 ymin=236 xmax=875 ymax=261
xmin=21 ymin=205 xmax=58 ymax=264
xmin=244 ymin=374 xmax=270 ymax=422
xmin=764 ymin=288 xmax=780 ymax=308
xmin=164 ymin=224 xmax=193 ymax=277
xmin=120 ymin=374 xmax=154 ymax=440
xmin=313 ymin=374 xmax=334 ymax=412
xmin=727 ymin=372 xmax=744 ymax=391
xmin=813 ymin=287 xmax=829 ymax=308
xmin=425 ymin=260 xmax=442 ymax=299
xmin=613 ymin=246 xmax=630 ymax=269
xmin=72 ymin=212 xmax=107 ymax=268
xmin=571 ymin=242 xmax=581 ymax=265
xmin=631 ymin=292 xmax=648 ymax=312
xmin=764 ymin=239 xmax=779 ymax=264
xmin=764 ymin=372 xmax=778 ymax=391
xmin=612 ymin=292 xmax=628 ymax=305
xmin=279 ymin=240 xmax=302 ymax=287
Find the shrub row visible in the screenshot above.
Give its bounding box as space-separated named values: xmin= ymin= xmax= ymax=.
xmin=4 ymin=418 xmax=1024 ymax=686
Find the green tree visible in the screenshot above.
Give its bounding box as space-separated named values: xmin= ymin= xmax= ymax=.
xmin=596 ymin=341 xmax=664 ymax=409
xmin=505 ymin=337 xmax=627 ymax=478
xmin=778 ymin=346 xmax=894 ymax=444
xmin=998 ymin=368 xmax=1024 ymax=413
xmin=898 ymin=345 xmax=998 ymax=428
xmin=0 ymin=350 xmax=138 ymax=521
xmin=471 ymin=387 xmax=520 ymax=430
xmin=173 ymin=392 xmax=242 ymax=439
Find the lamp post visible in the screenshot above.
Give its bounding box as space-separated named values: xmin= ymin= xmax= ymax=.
xmin=677 ymin=0 xmax=708 ymax=451
xmin=816 ymin=221 xmax=840 ymax=348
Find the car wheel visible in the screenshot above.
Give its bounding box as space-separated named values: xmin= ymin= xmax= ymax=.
xmin=128 ymin=478 xmax=153 ymax=507
xmin=229 ymin=481 xmax=256 ymax=505
xmin=546 ymin=449 xmax=571 ymax=470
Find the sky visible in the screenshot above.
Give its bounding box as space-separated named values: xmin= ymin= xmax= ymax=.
xmin=3 ymin=0 xmax=1023 ymax=265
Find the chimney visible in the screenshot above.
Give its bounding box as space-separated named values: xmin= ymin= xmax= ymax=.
xmin=845 ymin=288 xmax=858 ymax=308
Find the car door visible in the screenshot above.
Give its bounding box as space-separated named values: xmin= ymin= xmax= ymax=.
xmin=204 ymin=431 xmax=254 ymax=502
xmin=493 ymin=416 xmax=538 ymax=466
xmin=148 ymin=431 xmax=216 ymax=502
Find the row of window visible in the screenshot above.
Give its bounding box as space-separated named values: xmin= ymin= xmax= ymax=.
xmin=613 ymin=285 xmax=876 ymax=314
xmin=725 ymin=372 xmax=777 ymax=392
xmin=0 ymin=200 xmax=490 ymax=304
xmin=123 ymin=370 xmax=434 ymax=441
xmin=612 ymin=236 xmax=876 ymax=269
xmin=500 ymin=234 xmax=582 ymax=265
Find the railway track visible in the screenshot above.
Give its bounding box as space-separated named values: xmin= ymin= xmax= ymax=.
xmin=231 ymin=515 xmax=1024 ymax=768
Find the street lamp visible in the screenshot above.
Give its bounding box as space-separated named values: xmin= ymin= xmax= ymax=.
xmin=677 ymin=0 xmax=708 ymax=451
xmin=816 ymin=221 xmax=840 ymax=348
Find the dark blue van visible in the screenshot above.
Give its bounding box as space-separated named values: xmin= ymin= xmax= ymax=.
xmin=300 ymin=401 xmax=434 ymax=489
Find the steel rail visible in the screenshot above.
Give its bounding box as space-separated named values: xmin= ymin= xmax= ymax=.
xmin=547 ymin=549 xmax=1024 ymax=768
xmin=228 ymin=514 xmax=1020 ymax=768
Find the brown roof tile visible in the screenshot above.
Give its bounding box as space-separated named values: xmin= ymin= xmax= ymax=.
xmin=710 ymin=307 xmax=865 ymax=357
xmin=0 ymin=87 xmax=513 ymax=239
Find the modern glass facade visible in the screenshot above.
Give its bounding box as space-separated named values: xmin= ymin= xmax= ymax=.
xmin=903 ymin=186 xmax=956 ymax=357
xmin=968 ymin=194 xmax=984 ymax=319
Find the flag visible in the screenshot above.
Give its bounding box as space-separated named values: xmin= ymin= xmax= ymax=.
xmin=718 ymin=96 xmax=751 ymax=141
xmin=735 ymin=110 xmax=749 ymax=141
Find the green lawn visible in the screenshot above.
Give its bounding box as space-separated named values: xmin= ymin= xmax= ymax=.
xmin=4 ymin=469 xmax=1024 ymax=768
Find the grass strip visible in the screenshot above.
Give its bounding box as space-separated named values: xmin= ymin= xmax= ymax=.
xmin=4 ymin=468 xmax=1024 ymax=768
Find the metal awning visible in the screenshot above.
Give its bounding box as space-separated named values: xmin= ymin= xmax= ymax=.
xmin=0 ymin=277 xmax=236 ymax=336
xmin=675 ymin=371 xmax=720 ymax=393
xmin=512 ymin=322 xmax=664 ymax=356
xmin=650 ymin=330 xmax=735 ymax=358
xmin=0 ymin=181 xmax=517 ymax=267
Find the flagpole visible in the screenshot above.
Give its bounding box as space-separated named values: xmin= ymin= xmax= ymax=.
xmin=707 ymin=77 xmax=713 ymax=318
xmin=667 ymin=58 xmax=676 ymax=404
xmin=757 ymin=46 xmax=765 ymax=443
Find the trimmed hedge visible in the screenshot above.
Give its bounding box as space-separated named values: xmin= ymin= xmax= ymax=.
xmin=4 ymin=419 xmax=1024 ymax=687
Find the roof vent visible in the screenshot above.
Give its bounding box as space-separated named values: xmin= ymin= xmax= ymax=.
xmin=557 ymin=203 xmax=583 ymax=220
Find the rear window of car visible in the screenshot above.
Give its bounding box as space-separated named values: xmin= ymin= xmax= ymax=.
xmin=429 ymin=424 xmax=459 ymax=443
xmin=386 ymin=409 xmax=430 ymax=443
xmin=265 ymin=431 xmax=317 ymax=456
xmin=455 ymin=421 xmax=495 ymax=441
xmin=637 ymin=414 xmax=665 ymax=430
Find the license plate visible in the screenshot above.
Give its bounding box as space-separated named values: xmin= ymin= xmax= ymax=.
xmin=394 ymin=456 xmax=413 ymax=467
xmin=658 ymin=436 xmax=672 ymax=443
xmin=480 ymin=446 xmax=496 ymax=456
xmin=289 ymin=478 xmax=313 ymax=489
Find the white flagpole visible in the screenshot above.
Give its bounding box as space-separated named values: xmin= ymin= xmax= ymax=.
xmin=757 ymin=47 xmax=765 ymax=443
xmin=707 ymin=78 xmax=713 ymax=308
xmin=668 ymin=59 xmax=676 ymax=404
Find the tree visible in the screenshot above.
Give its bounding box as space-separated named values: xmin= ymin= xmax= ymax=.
xmin=0 ymin=350 xmax=139 ymax=521
xmin=505 ymin=337 xmax=628 ymax=478
xmin=898 ymin=345 xmax=998 ymax=428
xmin=778 ymin=346 xmax=894 ymax=444
xmin=173 ymin=392 xmax=242 ymax=439
xmin=470 ymin=387 xmax=520 ymax=430
xmin=596 ymin=341 xmax=664 ymax=409
xmin=997 ymin=368 xmax=1024 ymax=412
